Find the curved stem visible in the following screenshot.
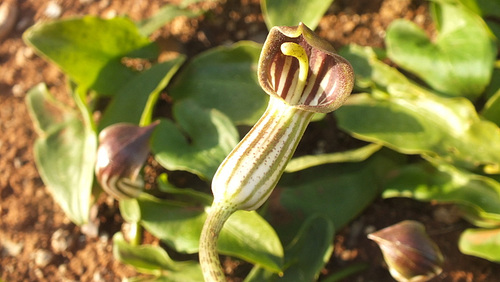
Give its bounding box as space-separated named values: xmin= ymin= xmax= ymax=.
xmin=199 ymin=203 xmax=235 ymax=282
xmin=139 ymin=92 xmax=157 ymax=126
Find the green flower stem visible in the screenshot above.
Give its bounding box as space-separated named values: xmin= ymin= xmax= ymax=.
xmin=139 ymin=91 xmax=158 ymax=126
xmin=212 ymin=95 xmax=315 ymax=211
xmin=199 ymin=203 xmax=235 ymax=281
xmin=200 ymin=96 xmax=314 ymax=281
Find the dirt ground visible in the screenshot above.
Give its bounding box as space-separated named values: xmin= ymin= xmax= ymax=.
xmin=1 ymin=0 xmax=499 ymax=281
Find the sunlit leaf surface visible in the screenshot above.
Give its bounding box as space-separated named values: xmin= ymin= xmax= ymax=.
xmin=24 ymin=16 xmax=158 ymax=96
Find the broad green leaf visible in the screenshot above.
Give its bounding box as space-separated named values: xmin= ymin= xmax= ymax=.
xmin=113 ymin=232 xmax=204 ymax=281
xmin=168 ymin=41 xmax=267 ymax=125
xmin=383 ymin=161 xmax=500 ymax=226
xmin=151 ymin=100 xmax=239 ymax=179
xmin=337 ymin=45 xmax=500 ymax=172
xmin=26 ymin=83 xmax=96 ymax=225
xmin=245 ymin=216 xmax=334 ymax=282
xmin=339 ymin=45 xmax=412 ymax=92
xmin=459 ymin=228 xmax=500 ymax=262
xmin=285 ymin=143 xmax=382 ymax=173
xmin=261 ymin=0 xmax=335 ymax=30
xmin=385 ymin=2 xmax=496 ymax=99
xmin=276 ymin=150 xmax=402 ymax=244
xmin=456 ymin=0 xmax=500 ymax=17
xmin=138 ymin=5 xmax=202 ymax=36
xmin=98 ymin=56 xmax=186 ymax=130
xmin=23 ymin=16 xmax=158 ymax=96
xmin=137 ymin=194 xmax=284 ymax=272
xmin=336 ymin=91 xmax=500 ymax=173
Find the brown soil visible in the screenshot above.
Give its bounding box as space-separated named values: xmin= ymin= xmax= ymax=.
xmin=1 ymin=0 xmax=498 ymax=281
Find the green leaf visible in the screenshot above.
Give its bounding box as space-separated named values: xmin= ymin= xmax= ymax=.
xmin=383 ymin=161 xmax=500 ymax=226
xmin=285 ymin=143 xmax=382 ymax=173
xmin=26 ymin=84 xmax=96 ymax=225
xmin=385 ymin=2 xmax=496 ymax=99
xmin=276 ymin=150 xmax=402 ymax=244
xmin=168 ymin=41 xmax=267 ymax=125
xmin=339 ymin=45 xmax=411 ymax=92
xmin=120 ymin=198 xmax=142 ymax=223
xmin=138 ymin=5 xmax=202 ymax=36
xmin=456 ymin=0 xmax=500 ymax=18
xmin=151 ymin=100 xmax=239 ymax=179
xmin=23 ymin=16 xmax=158 ymax=96
xmin=113 ymin=232 xmax=204 ymax=281
xmin=137 ymin=194 xmax=283 ymax=273
xmin=337 ymin=46 xmax=500 ymax=173
xmin=99 ymin=56 xmax=186 ymax=130
xmin=482 ymin=79 xmax=500 ymax=127
xmin=261 ymin=0 xmax=335 ymax=30
xmin=459 ymin=228 xmax=500 ymax=262
xmin=245 ymin=215 xmax=334 ymax=282
xmin=337 ymin=91 xmax=500 ymax=172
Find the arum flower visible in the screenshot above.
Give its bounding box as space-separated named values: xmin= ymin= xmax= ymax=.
xmin=95 ymin=121 xmax=158 ymax=200
xmin=368 ymin=220 xmax=444 ymax=282
xmin=200 ymin=23 xmax=354 ymax=281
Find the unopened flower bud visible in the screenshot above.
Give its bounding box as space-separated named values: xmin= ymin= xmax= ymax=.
xmin=368 ymin=220 xmax=444 ymax=282
xmin=95 ymin=121 xmax=158 ymax=200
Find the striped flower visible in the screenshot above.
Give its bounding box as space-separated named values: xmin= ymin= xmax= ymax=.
xmin=211 ymin=22 xmax=354 ymax=211
xmin=95 ymin=122 xmax=158 ymax=200
xmin=200 ymin=23 xmax=354 ymax=281
xmin=259 ymin=22 xmax=354 ymax=113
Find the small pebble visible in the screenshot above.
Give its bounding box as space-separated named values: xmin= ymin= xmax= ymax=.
xmin=34 ymin=249 xmax=54 ymax=267
xmin=34 ymin=268 xmax=44 ymax=279
xmin=102 ymin=9 xmax=117 ymax=19
xmin=12 ymin=84 xmax=24 ymax=97
xmin=44 ymin=2 xmax=62 ymax=19
xmin=15 ymin=47 xmax=34 ymax=66
xmin=16 ymin=16 xmax=32 ymax=31
xmin=13 ymin=157 xmax=23 ymax=168
xmin=58 ymin=263 xmax=68 ymax=274
xmin=1 ymin=239 xmax=24 ymax=256
xmin=0 ymin=0 xmax=18 ymax=40
xmin=98 ymin=0 xmax=110 ymax=9
xmin=51 ymin=229 xmax=76 ymax=253
xmin=93 ymin=271 xmax=105 ymax=282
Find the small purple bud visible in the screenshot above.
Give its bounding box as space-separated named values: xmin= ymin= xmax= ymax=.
xmin=368 ymin=220 xmax=444 ymax=282
xmin=95 ymin=121 xmax=159 ymax=200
